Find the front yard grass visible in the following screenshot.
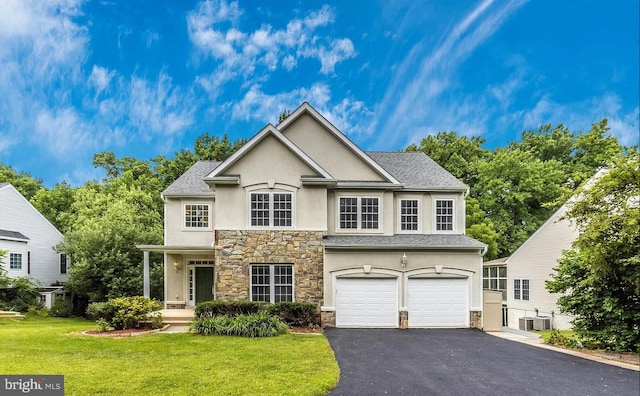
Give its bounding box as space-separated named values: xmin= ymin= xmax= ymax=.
xmin=0 ymin=317 xmax=338 ymax=395
xmin=531 ymin=329 xmax=575 ymax=343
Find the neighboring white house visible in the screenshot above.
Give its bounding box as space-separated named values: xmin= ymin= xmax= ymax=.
xmin=139 ymin=102 xmax=488 ymax=329
xmin=0 ymin=183 xmax=68 ymax=308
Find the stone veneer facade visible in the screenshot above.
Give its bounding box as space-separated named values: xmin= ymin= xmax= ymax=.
xmin=214 ymin=230 xmax=324 ymax=305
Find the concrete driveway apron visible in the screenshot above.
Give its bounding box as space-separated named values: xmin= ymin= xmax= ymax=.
xmin=324 ymin=328 xmax=639 ymax=396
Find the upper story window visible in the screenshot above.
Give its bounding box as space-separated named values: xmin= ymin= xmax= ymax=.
xmin=250 ymin=192 xmax=293 ymax=227
xmin=9 ymin=253 xmax=22 ymax=270
xmin=60 ymin=254 xmax=69 ymax=274
xmin=514 ymin=278 xmax=530 ymax=300
xmin=339 ymin=197 xmax=380 ymax=230
xmin=400 ymin=199 xmax=419 ymax=232
xmin=184 ymin=204 xmax=210 ymax=228
xmin=435 ymin=199 xmax=454 ymax=231
xmin=483 ymin=266 xmax=507 ymax=300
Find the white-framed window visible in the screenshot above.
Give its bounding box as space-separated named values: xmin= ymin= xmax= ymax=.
xmin=513 ymin=278 xmax=530 ymax=300
xmin=435 ymin=199 xmax=454 ymax=231
xmin=60 ymin=254 xmax=69 ymax=274
xmin=250 ymin=192 xmax=293 ymax=227
xmin=9 ymin=253 xmax=22 ymax=270
xmin=250 ymin=264 xmax=294 ymax=303
xmin=399 ymin=199 xmax=420 ymax=232
xmin=483 ymin=266 xmax=507 ymax=300
xmin=184 ymin=204 xmax=210 ymax=228
xmin=338 ymin=196 xmax=381 ymax=231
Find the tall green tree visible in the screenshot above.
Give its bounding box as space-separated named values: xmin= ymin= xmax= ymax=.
xmin=465 ymin=197 xmax=498 ymax=259
xmin=193 ymin=133 xmax=247 ymax=161
xmin=0 ymin=163 xmax=43 ymax=200
xmin=546 ymin=151 xmax=639 ymax=351
xmin=30 ymin=181 xmax=76 ymax=234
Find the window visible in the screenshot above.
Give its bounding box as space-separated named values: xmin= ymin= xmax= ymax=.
xmin=250 ymin=192 xmax=293 ymax=227
xmin=250 ymin=264 xmax=293 ymax=303
xmin=60 ymin=254 xmax=68 ymax=274
xmin=27 ymin=251 xmax=31 ymax=274
xmin=514 ymin=278 xmax=530 ymax=300
xmin=339 ymin=197 xmax=380 ymax=230
xmin=184 ymin=204 xmax=210 ymax=228
xmin=9 ymin=253 xmax=22 ymax=270
xmin=400 ymin=199 xmax=419 ymax=231
xmin=483 ymin=266 xmax=507 ymax=300
xmin=435 ymin=200 xmax=454 ymax=231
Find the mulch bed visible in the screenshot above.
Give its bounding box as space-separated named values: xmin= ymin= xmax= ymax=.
xmin=290 ymin=326 xmax=323 ymax=334
xmin=83 ymin=324 xmax=169 ymax=337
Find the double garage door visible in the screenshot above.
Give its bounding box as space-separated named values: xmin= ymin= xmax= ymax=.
xmin=335 ymin=277 xmax=468 ymax=328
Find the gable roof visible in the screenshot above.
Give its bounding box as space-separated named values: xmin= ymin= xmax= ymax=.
xmin=0 ymin=183 xmax=64 ymax=239
xmin=367 ymin=152 xmax=468 ymax=191
xmin=0 ymin=182 xmax=9 ymax=189
xmin=205 ymin=123 xmax=334 ymax=182
xmin=162 ymin=161 xmax=221 ymax=197
xmin=277 ymin=102 xmax=401 ymax=184
xmin=0 ymin=229 xmax=30 ymax=242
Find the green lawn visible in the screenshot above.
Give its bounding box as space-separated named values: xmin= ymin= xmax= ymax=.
xmin=0 ymin=317 xmax=338 ymax=396
xmin=531 ymin=329 xmax=575 ymax=343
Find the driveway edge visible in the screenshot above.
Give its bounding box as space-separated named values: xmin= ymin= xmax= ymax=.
xmin=485 ymin=331 xmax=639 ymax=371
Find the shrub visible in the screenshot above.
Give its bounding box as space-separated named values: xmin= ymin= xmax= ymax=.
xmin=190 ymin=313 xmax=288 ymax=337
xmin=546 ymin=330 xmax=581 ymax=348
xmin=150 ymin=311 xmax=164 ymax=330
xmin=96 ymin=318 xmax=114 ymax=332
xmin=0 ymin=276 xmax=43 ymax=313
xmin=86 ymin=296 xmax=161 ymax=330
xmin=49 ymin=297 xmax=70 ymax=317
xmin=195 ymin=300 xmax=266 ymax=318
xmin=265 ymin=302 xmax=319 ymax=327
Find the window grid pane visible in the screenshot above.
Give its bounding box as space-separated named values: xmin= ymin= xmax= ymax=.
xmin=514 ymin=279 xmax=521 ymax=300
xmin=185 ymin=204 xmax=209 ymax=228
xmin=400 ymin=200 xmax=419 ymax=231
xmin=522 ymin=279 xmax=530 ymax=301
xmin=251 ymin=194 xmax=270 ymax=227
xmin=339 ymin=198 xmax=358 ymax=229
xmin=435 ymin=200 xmax=454 ymax=231
xmin=251 ymin=265 xmax=271 ymax=302
xmin=9 ymin=253 xmax=22 ymax=270
xmin=273 ymin=194 xmax=292 ymax=227
xmin=361 ymin=198 xmax=379 ymax=229
xmin=60 ymin=254 xmax=67 ymax=274
xmin=274 ymin=265 xmax=293 ymax=302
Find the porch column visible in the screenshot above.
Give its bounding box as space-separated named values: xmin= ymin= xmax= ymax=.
xmin=143 ymin=250 xmax=150 ymax=298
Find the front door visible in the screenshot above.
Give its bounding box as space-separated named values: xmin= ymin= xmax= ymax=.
xmin=195 ymin=267 xmax=214 ymax=304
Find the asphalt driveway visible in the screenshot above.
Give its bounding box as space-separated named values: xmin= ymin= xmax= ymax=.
xmin=324 ymin=328 xmax=639 ymax=396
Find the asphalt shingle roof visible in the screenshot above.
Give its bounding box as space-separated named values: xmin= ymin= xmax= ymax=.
xmin=0 ymin=229 xmax=29 ymax=241
xmin=366 ymin=151 xmax=468 ymax=190
xmin=162 ymin=161 xmax=221 ymax=196
xmin=324 ymin=234 xmax=486 ymax=249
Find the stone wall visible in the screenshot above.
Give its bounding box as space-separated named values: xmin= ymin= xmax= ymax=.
xmin=470 ymin=310 xmax=482 ymax=329
xmin=215 ymin=230 xmax=324 ymax=305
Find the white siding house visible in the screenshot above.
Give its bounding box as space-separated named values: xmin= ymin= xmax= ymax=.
xmin=0 ymin=183 xmax=67 ymax=307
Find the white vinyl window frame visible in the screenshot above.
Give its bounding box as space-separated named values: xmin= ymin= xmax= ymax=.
xmin=183 ymin=202 xmax=212 ymax=230
xmin=247 ymin=191 xmax=295 ymax=229
xmin=483 ymin=266 xmax=507 ymax=300
xmin=9 ymin=253 xmax=22 ymax=270
xmin=336 ymin=194 xmax=383 ymax=233
xmin=513 ymin=278 xmax=530 ymax=301
xmin=434 ymin=198 xmax=455 ymax=232
xmin=398 ymin=198 xmax=421 ymax=233
xmin=249 ymin=264 xmax=294 ymax=303
xmin=186 ymin=259 xmax=215 ymax=306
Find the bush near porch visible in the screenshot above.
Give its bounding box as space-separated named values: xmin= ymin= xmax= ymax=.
xmin=0 ymin=317 xmax=339 ymax=396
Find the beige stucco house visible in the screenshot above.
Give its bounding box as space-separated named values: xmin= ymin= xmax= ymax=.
xmin=139 ymin=102 xmax=487 ymax=328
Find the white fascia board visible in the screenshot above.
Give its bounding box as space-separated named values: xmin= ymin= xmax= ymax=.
xmin=277 ymin=102 xmax=401 ymax=185
xmin=0 ymin=236 xmax=29 ymax=243
xmin=161 ymin=192 xmax=217 ymax=199
xmin=206 ymin=123 xmax=333 ymax=180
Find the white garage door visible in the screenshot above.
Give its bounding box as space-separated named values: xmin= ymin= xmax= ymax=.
xmin=335 ymin=278 xmax=398 ymax=328
xmin=408 ymin=278 xmax=469 ymax=328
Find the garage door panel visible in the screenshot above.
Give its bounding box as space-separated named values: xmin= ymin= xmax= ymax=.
xmin=408 ymin=278 xmax=468 ymax=328
xmin=336 ymin=278 xmax=398 ymax=328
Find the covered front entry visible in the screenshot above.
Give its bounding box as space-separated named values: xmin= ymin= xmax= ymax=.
xmin=187 ymin=261 xmax=214 ymax=305
xmin=335 ymin=278 xmax=398 ymax=328
xmin=407 ymin=278 xmax=469 ymax=328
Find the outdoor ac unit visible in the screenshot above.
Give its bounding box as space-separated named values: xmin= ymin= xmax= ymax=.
xmin=533 ymin=316 xmax=551 ymax=331
xmin=519 ymin=317 xmax=534 ymax=331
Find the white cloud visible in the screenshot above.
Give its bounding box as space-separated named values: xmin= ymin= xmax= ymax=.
xmin=35 ymin=108 xmax=93 ymax=156
xmin=89 ymin=65 xmax=116 ymax=96
xmin=187 ymin=0 xmax=353 ymax=97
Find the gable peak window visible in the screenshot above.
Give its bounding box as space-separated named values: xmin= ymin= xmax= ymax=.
xmin=435 ymin=199 xmax=454 ymax=231
xmin=339 ymin=196 xmax=380 ymax=230
xmin=250 ymin=192 xmax=293 ymax=227
xmin=184 ymin=204 xmax=210 ymax=228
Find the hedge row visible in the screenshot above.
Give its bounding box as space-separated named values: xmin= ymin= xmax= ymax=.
xmin=190 ymin=313 xmax=288 ymax=337
xmin=195 ymin=300 xmax=320 ymax=327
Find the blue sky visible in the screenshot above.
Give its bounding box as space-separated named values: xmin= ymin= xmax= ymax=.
xmin=0 ymin=0 xmax=638 ymax=187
